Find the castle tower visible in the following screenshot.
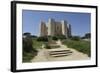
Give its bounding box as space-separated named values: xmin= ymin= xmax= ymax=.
xmin=68 ymin=24 xmax=72 ymax=37
xmin=40 ymin=21 xmax=47 ymax=36
xmin=48 ymin=18 xmax=55 ymax=36
xmin=61 ymin=20 xmax=68 ymax=37
xmin=40 ymin=18 xmax=71 ymax=37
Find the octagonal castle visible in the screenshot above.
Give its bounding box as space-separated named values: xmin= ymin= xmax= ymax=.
xmin=40 ymin=18 xmax=71 ymax=38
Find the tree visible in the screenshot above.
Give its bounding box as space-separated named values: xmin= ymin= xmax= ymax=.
xmin=81 ymin=33 xmax=91 ymax=39
xmin=85 ymin=33 xmax=91 ymax=38
xmin=31 ymin=35 xmax=37 ymax=38
xmin=23 ymin=32 xmax=31 ymax=38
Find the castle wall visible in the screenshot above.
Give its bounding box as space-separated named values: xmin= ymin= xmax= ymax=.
xmin=67 ymin=24 xmax=72 ymax=37
xmin=40 ymin=19 xmax=71 ymax=38
xmin=40 ymin=21 xmax=47 ymax=36
xmin=61 ymin=20 xmax=68 ymax=37
xmin=55 ymin=21 xmax=62 ymax=35
xmin=48 ymin=19 xmax=55 ymax=36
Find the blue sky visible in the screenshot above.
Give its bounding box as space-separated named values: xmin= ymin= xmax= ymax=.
xmin=22 ymin=10 xmax=91 ymax=37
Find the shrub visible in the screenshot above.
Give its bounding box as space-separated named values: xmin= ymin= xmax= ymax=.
xmin=23 ymin=37 xmax=33 ymax=52
xmin=84 ymin=33 xmax=91 ymax=38
xmin=37 ymin=36 xmax=48 ymax=42
xmin=52 ymin=36 xmax=58 ymax=41
xmin=71 ymin=36 xmax=80 ymax=41
xmin=44 ymin=44 xmax=51 ymax=49
xmin=52 ymin=35 xmax=66 ymax=40
xmin=23 ymin=32 xmax=31 ymax=38
xmin=23 ymin=37 xmax=38 ymax=62
xmin=58 ymin=35 xmax=66 ymax=40
xmin=31 ymin=35 xmax=37 ymax=38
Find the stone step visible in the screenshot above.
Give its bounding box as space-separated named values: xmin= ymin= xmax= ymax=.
xmin=48 ymin=50 xmax=72 ymax=57
xmin=48 ymin=50 xmax=71 ymax=52
xmin=50 ymin=53 xmax=71 ymax=57
xmin=49 ymin=51 xmax=72 ymax=55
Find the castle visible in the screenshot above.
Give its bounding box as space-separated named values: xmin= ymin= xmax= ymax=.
xmin=40 ymin=18 xmax=71 ymax=38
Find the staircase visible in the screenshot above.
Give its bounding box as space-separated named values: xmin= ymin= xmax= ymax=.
xmin=48 ymin=50 xmax=72 ymax=57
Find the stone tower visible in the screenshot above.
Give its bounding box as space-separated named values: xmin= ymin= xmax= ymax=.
xmin=67 ymin=24 xmax=72 ymax=37
xmin=40 ymin=18 xmax=71 ymax=38
xmin=61 ymin=20 xmax=68 ymax=37
xmin=48 ymin=18 xmax=55 ymax=36
xmin=40 ymin=21 xmax=47 ymax=36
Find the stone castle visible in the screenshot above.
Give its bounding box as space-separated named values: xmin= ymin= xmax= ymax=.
xmin=40 ymin=18 xmax=71 ymax=38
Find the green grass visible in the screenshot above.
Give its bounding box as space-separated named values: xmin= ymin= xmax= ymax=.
xmin=23 ymin=51 xmax=37 ymax=62
xmin=23 ymin=38 xmax=38 ymax=62
xmin=62 ymin=39 xmax=91 ymax=57
xmin=32 ymin=38 xmax=45 ymax=49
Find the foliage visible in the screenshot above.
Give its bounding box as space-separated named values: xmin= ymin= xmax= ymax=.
xmin=37 ymin=36 xmax=48 ymax=42
xmin=82 ymin=33 xmax=91 ymax=39
xmin=52 ymin=36 xmax=58 ymax=41
xmin=23 ymin=51 xmax=37 ymax=62
xmin=44 ymin=43 xmax=51 ymax=49
xmin=31 ymin=35 xmax=37 ymax=38
xmin=62 ymin=39 xmax=91 ymax=57
xmin=71 ymin=36 xmax=80 ymax=41
xmin=57 ymin=35 xmax=66 ymax=40
xmin=23 ymin=37 xmax=33 ymax=52
xmin=23 ymin=37 xmax=38 ymax=62
xmin=85 ymin=33 xmax=91 ymax=38
xmin=51 ymin=35 xmax=66 ymax=40
xmin=23 ymin=32 xmax=31 ymax=37
xmin=32 ymin=38 xmax=45 ymax=49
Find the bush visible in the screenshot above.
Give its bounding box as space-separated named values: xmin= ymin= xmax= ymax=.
xmin=31 ymin=35 xmax=37 ymax=38
xmin=37 ymin=36 xmax=48 ymax=42
xmin=52 ymin=36 xmax=58 ymax=41
xmin=32 ymin=39 xmax=45 ymax=49
xmin=44 ymin=44 xmax=51 ymax=49
xmin=57 ymin=35 xmax=66 ymax=40
xmin=71 ymin=36 xmax=80 ymax=41
xmin=52 ymin=35 xmax=66 ymax=40
xmin=23 ymin=37 xmax=34 ymax=52
xmin=23 ymin=37 xmax=38 ymax=62
xmin=23 ymin=51 xmax=37 ymax=62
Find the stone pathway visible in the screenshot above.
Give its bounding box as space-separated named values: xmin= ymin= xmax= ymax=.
xmin=31 ymin=40 xmax=90 ymax=62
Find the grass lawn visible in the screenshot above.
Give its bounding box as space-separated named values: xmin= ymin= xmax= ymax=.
xmin=23 ymin=52 xmax=34 ymax=62
xmin=32 ymin=38 xmax=45 ymax=49
xmin=32 ymin=38 xmax=60 ymax=49
xmin=62 ymin=39 xmax=91 ymax=57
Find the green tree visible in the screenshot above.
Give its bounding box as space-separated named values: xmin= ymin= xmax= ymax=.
xmin=85 ymin=33 xmax=91 ymax=38
xmin=23 ymin=32 xmax=31 ymax=37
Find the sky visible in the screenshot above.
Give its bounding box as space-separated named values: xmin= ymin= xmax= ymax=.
xmin=22 ymin=10 xmax=91 ymax=37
